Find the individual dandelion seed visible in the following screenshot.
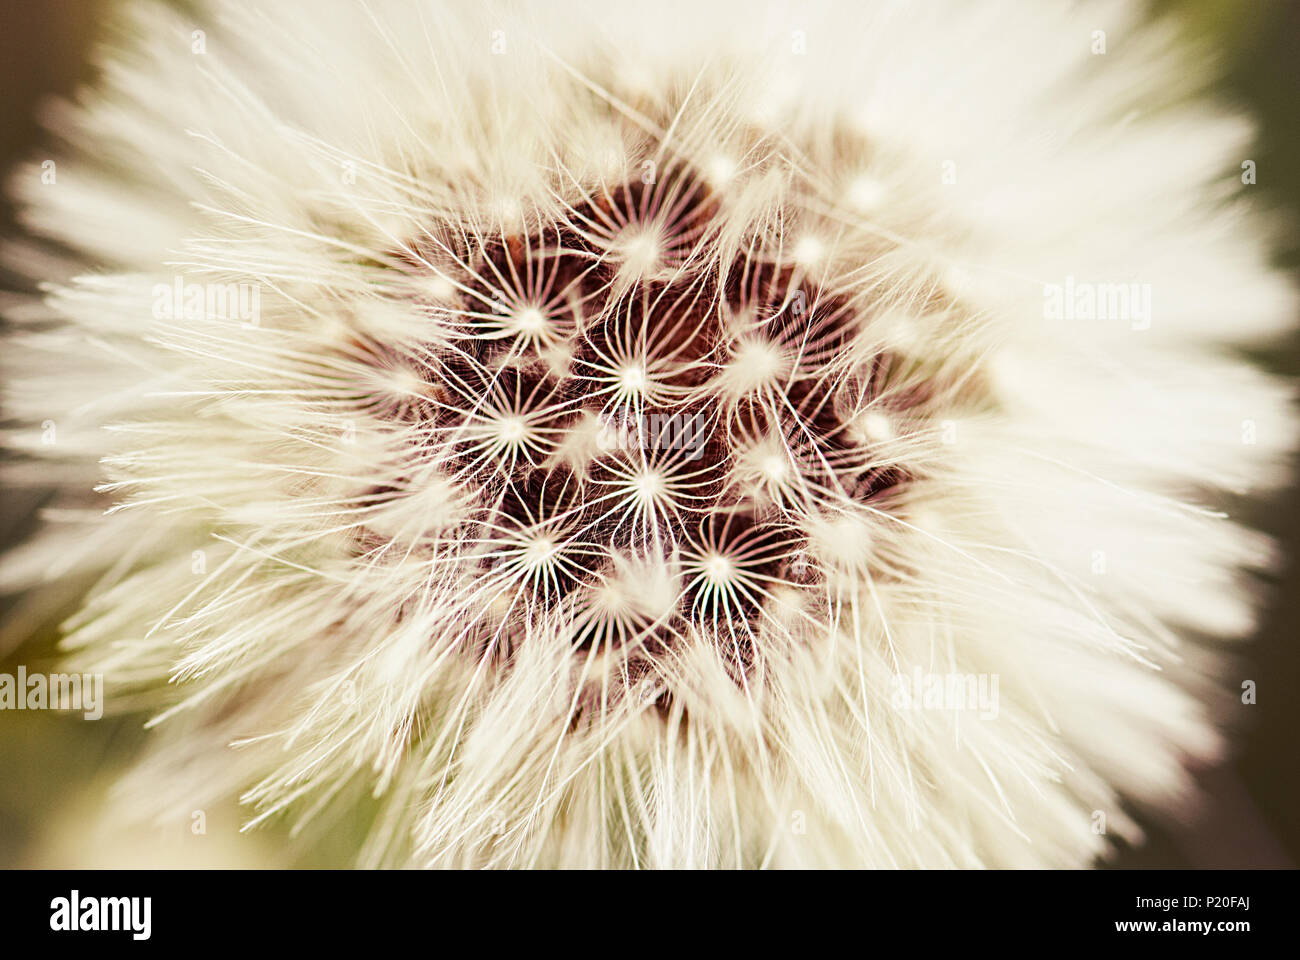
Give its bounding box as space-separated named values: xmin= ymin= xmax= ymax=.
xmin=1 ymin=0 xmax=1296 ymax=869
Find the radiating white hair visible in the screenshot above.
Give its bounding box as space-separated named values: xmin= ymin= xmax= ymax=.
xmin=2 ymin=0 xmax=1294 ymax=868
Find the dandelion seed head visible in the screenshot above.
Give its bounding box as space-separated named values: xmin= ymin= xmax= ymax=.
xmin=806 ymin=511 xmax=874 ymax=573
xmin=493 ymin=415 xmax=529 ymax=445
xmin=847 ymin=173 xmax=886 ymax=213
xmin=855 ymin=410 xmax=895 ymax=444
xmin=616 ymin=362 xmax=649 ymax=395
xmin=704 ymin=153 xmax=738 ymax=187
xmin=700 ymin=552 xmax=737 ymax=588
xmin=614 ymin=228 xmax=664 ymax=282
xmin=2 ymin=0 xmax=1295 ymax=869
xmin=508 ymin=306 xmax=547 ymax=336
xmin=793 ymin=234 xmax=827 ymax=268
xmin=721 ymin=338 xmax=791 ymax=397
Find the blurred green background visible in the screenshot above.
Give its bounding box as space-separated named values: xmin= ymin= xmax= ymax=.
xmin=0 ymin=0 xmax=1297 ymax=868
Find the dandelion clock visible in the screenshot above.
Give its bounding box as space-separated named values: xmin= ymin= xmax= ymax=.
xmin=2 ymin=0 xmax=1294 ymax=869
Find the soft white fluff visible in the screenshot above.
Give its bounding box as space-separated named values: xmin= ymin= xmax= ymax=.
xmin=2 ymin=0 xmax=1294 ymax=868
